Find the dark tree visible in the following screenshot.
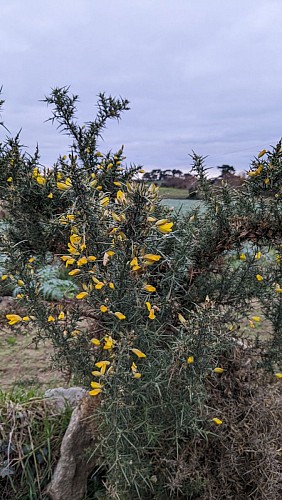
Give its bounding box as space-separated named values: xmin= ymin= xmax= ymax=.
xmin=217 ymin=164 xmax=235 ymax=177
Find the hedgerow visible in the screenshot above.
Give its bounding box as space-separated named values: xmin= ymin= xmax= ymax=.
xmin=0 ymin=88 xmax=281 ymax=498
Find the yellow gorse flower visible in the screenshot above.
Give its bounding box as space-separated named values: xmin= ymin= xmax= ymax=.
xmin=89 ymin=381 xmax=103 ymax=396
xmin=36 ymin=176 xmax=46 ymax=185
xmin=57 ymin=178 xmax=72 ymax=191
xmin=178 ymin=313 xmax=187 ymax=324
xmin=91 ymin=338 xmax=101 ymax=346
xmin=6 ymin=314 xmax=22 ymax=325
xmin=274 ymin=373 xmax=282 ymax=379
xmin=58 ymin=311 xmax=65 ymax=320
xmin=148 ymin=309 xmax=155 ymax=320
xmin=1 ymin=275 xmax=8 ymax=281
xmin=100 ymin=196 xmax=110 ymax=207
xmin=258 ymin=149 xmax=266 ymax=158
xmin=239 ymin=253 xmax=246 ymax=260
xmin=251 ymin=316 xmax=261 ymax=322
xmin=130 ymin=256 xmax=141 ymax=271
xmin=213 ymin=367 xmax=224 ymax=373
xmin=103 ymin=336 xmax=114 ymax=350
xmin=144 ymin=284 xmax=156 ymax=293
xmin=155 ymin=219 xmax=174 ymax=233
xmin=212 ymin=418 xmax=223 ymax=425
xmin=76 ymin=292 xmax=89 ymax=300
xmin=248 ymin=164 xmax=263 ymax=177
xmin=132 ymin=348 xmax=146 ymax=358
xmin=100 ymin=305 xmax=108 ymax=313
xmin=143 ymin=254 xmax=161 ymax=265
xmin=48 ymin=315 xmax=55 ymax=322
xmin=256 ymin=274 xmax=263 ymax=281
xmin=116 ymin=190 xmax=126 ymax=204
xmin=114 ymin=311 xmax=126 ymax=320
xmin=95 ymin=360 xmax=110 ymax=374
xmin=68 ymin=269 xmax=80 ymax=276
xmin=95 ymin=281 xmax=105 ymax=290
xmin=77 ymin=256 xmax=88 ymax=266
xmin=187 ymin=356 xmax=194 ymax=364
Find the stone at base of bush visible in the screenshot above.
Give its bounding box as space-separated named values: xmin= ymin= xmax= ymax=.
xmin=44 ymin=387 xmax=87 ymax=412
xmin=45 ymin=395 xmax=97 ymax=500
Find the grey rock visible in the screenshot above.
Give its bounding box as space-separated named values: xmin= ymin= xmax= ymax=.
xmin=44 ymin=387 xmax=87 ymax=412
xmin=45 ymin=397 xmax=97 ymax=500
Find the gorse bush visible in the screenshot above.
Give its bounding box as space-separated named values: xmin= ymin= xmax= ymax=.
xmin=0 ymin=88 xmax=281 ymax=498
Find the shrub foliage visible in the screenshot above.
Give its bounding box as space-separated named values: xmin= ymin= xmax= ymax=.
xmin=0 ymin=88 xmax=281 ymax=498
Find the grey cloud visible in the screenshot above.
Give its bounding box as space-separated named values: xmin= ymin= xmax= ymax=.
xmin=1 ymin=0 xmax=281 ymax=175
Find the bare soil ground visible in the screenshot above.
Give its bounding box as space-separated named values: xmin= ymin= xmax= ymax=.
xmin=0 ymin=297 xmax=66 ymax=392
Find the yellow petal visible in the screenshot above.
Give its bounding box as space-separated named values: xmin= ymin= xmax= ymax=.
xmin=48 ymin=315 xmax=55 ymax=322
xmin=95 ymin=360 xmax=110 ymax=369
xmin=187 ymin=356 xmax=194 ymax=364
xmin=70 ymin=234 xmax=81 ymax=245
xmin=178 ymin=313 xmax=187 ymax=324
xmin=213 ymin=367 xmax=224 ymax=373
xmin=274 ymin=373 xmax=282 ymax=379
xmin=148 ymin=309 xmax=155 ymax=320
xmin=212 ymin=418 xmax=223 ymax=425
xmin=145 ymin=301 xmax=151 ymax=311
xmin=91 ymin=338 xmax=101 ymax=346
xmin=91 ymin=370 xmax=103 ymax=377
xmin=251 ymin=316 xmax=261 ymax=322
xmin=132 ymin=348 xmax=146 ymax=358
xmin=17 ymin=279 xmax=25 ymax=286
xmin=116 ymin=190 xmax=126 ymax=203
xmin=103 ymin=336 xmax=114 ymax=350
xmin=6 ymin=314 xmax=22 ymax=325
xmin=77 ymin=256 xmax=88 ymax=266
xmin=89 ymin=389 xmax=102 ymax=396
xmin=68 ymin=269 xmax=81 ymax=276
xmin=91 ymin=381 xmax=102 ymax=389
xmin=157 ymin=222 xmax=174 ymax=234
xmin=88 ymin=255 xmax=97 ymax=262
xmin=133 ymin=372 xmax=142 ymax=379
xmin=1 ymin=275 xmax=8 ymax=281
xmin=155 ymin=219 xmax=169 ymax=226
xmin=143 ymin=254 xmax=161 ymax=262
xmin=57 ymin=181 xmax=72 ymax=191
xmin=144 ymin=284 xmax=156 ymax=293
xmin=100 ymin=196 xmax=110 ymax=206
xmin=36 ymin=176 xmax=46 ymax=185
xmin=258 ymin=149 xmax=266 ymax=158
xmin=95 ymin=282 xmax=104 ymax=290
xmin=58 ymin=311 xmax=65 ymax=320
xmin=76 ymin=292 xmax=89 ymax=300
xmin=255 ymin=251 xmax=261 ymax=260
xmin=256 ymin=274 xmax=263 ymax=281
xmin=114 ymin=311 xmax=126 ymax=320
xmin=239 ymin=253 xmax=246 ymax=261
xmin=109 ymin=282 xmax=115 ymax=289
xmin=100 ymin=305 xmax=108 ymax=313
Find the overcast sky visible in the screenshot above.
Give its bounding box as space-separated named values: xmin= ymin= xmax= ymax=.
xmin=1 ymin=0 xmax=281 ymax=174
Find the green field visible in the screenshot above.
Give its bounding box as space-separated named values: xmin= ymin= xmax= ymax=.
xmin=159 ymin=186 xmax=190 ymax=199
xmin=161 ymin=198 xmax=203 ymax=212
